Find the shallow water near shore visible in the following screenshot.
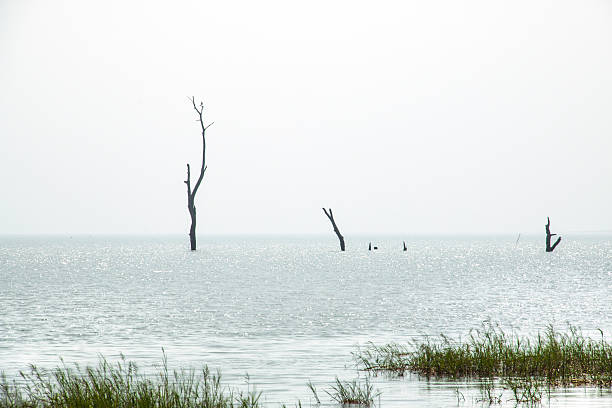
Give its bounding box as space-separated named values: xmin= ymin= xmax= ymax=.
xmin=1 ymin=234 xmax=612 ymax=407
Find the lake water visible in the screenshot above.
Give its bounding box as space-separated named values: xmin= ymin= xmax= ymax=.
xmin=1 ymin=234 xmax=612 ymax=407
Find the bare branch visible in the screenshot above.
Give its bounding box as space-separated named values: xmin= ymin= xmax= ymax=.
xmin=190 ymin=96 xmax=202 ymax=115
xmin=551 ymin=236 xmax=562 ymax=251
xmin=322 ymin=208 xmax=331 ymax=220
xmin=545 ymin=216 xmax=561 ymax=252
xmin=322 ymin=207 xmax=345 ymax=251
xmin=184 ymin=163 xmax=192 ymax=195
xmin=191 ymin=98 xmax=207 ymax=198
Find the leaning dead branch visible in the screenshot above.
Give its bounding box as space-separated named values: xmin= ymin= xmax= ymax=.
xmin=322 ymin=208 xmax=345 ymax=251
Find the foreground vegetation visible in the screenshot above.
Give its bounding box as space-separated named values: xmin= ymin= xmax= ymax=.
xmin=5 ymin=323 xmax=612 ymax=407
xmin=0 ymin=355 xmax=380 ymax=408
xmin=354 ymin=322 xmax=612 ymax=386
xmin=307 ymin=378 xmax=379 ymax=406
xmin=0 ymin=355 xmax=263 ymax=408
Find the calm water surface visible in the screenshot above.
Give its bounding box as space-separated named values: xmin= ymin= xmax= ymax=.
xmin=1 ymin=235 xmax=611 ymax=407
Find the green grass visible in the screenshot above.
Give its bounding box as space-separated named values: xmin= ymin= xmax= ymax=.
xmin=1 ymin=355 xmax=383 ymax=408
xmin=323 ymin=378 xmax=380 ymax=406
xmin=473 ymin=377 xmax=544 ymax=406
xmin=352 ymin=343 xmax=410 ymax=374
xmin=354 ymin=322 xmax=612 ymax=387
xmin=0 ymin=353 xmax=262 ymax=408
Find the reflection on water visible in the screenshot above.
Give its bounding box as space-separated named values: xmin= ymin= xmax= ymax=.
xmin=1 ymin=234 xmax=611 ymax=407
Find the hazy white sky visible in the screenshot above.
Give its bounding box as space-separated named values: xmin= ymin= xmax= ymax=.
xmin=1 ymin=0 xmax=611 ymax=235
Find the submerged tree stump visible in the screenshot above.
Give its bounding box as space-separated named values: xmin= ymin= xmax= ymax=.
xmin=545 ymin=217 xmax=562 ymax=252
xmin=322 ymin=208 xmax=345 ymax=251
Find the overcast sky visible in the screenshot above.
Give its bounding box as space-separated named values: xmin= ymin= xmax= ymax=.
xmin=1 ymin=0 xmax=611 ymax=235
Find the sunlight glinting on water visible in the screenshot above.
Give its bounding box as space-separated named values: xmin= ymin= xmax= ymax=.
xmin=1 ymin=235 xmax=612 ymax=407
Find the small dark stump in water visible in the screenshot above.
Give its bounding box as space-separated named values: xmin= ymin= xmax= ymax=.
xmin=545 ymin=217 xmax=562 ymax=252
xmin=403 ymin=241 xmax=407 ymax=251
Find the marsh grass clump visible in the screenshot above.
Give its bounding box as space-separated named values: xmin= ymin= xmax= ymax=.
xmin=355 ymin=322 xmax=612 ymax=387
xmin=319 ymin=378 xmax=380 ymax=406
xmin=0 ymin=354 xmax=262 ymax=408
xmin=352 ymin=343 xmax=410 ymax=374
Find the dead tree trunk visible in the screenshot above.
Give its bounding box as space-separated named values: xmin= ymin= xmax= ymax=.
xmin=545 ymin=217 xmax=561 ymax=252
xmin=184 ymin=97 xmax=213 ymax=251
xmin=403 ymin=241 xmax=407 ymax=251
xmin=322 ymin=208 xmax=345 ymax=251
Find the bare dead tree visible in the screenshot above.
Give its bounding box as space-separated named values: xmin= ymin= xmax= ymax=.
xmin=545 ymin=217 xmax=561 ymax=252
xmin=322 ymin=208 xmax=345 ymax=251
xmin=184 ymin=97 xmax=213 ymax=251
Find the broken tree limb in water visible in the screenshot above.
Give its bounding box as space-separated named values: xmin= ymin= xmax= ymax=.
xmin=545 ymin=217 xmax=562 ymax=252
xmin=322 ymin=208 xmax=345 ymax=251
